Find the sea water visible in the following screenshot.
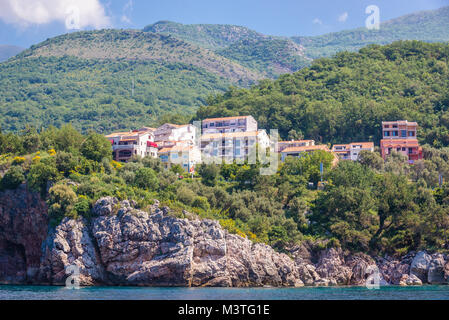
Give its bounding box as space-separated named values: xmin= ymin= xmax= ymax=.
xmin=0 ymin=285 xmax=448 ymax=300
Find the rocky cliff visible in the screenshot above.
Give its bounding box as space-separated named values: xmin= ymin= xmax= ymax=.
xmin=0 ymin=190 xmax=448 ymax=287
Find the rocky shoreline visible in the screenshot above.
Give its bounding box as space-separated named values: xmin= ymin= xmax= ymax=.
xmin=0 ymin=186 xmax=448 ymax=287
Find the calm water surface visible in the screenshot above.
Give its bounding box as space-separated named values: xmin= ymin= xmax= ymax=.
xmin=1 ymin=285 xmax=449 ymax=300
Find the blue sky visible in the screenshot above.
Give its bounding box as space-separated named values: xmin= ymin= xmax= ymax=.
xmin=0 ymin=0 xmax=447 ymax=48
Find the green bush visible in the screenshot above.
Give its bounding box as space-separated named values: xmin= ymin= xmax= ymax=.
xmin=192 ymin=196 xmax=210 ymax=211
xmin=134 ymin=167 xmax=159 ymax=190
xmin=1 ymin=166 xmax=25 ymax=190
xmin=27 ymin=161 xmax=59 ymax=195
xmin=47 ymin=184 xmax=78 ymax=223
xmin=176 ymin=186 xmax=196 ymax=206
xmin=74 ymin=195 xmax=91 ymax=218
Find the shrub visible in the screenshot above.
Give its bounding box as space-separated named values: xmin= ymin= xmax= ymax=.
xmin=47 ymin=184 xmax=78 ymax=223
xmin=192 ymin=196 xmax=210 ymax=211
xmin=74 ymin=195 xmax=91 ymax=218
xmin=12 ymin=156 xmax=26 ymax=165
xmin=1 ymin=166 xmax=25 ymax=190
xmin=55 ymin=151 xmax=78 ymax=176
xmin=27 ymin=162 xmax=59 ymax=194
xmin=134 ymin=167 xmax=158 ymax=190
xmin=176 ymin=186 xmax=196 ymax=206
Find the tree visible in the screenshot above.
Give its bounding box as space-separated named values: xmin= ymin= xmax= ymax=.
xmin=134 ymin=167 xmax=159 ymax=190
xmin=198 ymin=163 xmax=220 ymax=187
xmin=21 ymin=126 xmax=41 ymax=153
xmin=80 ymin=132 xmax=112 ymax=162
xmin=287 ymin=129 xmax=304 ymax=141
xmin=358 ymin=150 xmax=384 ymax=171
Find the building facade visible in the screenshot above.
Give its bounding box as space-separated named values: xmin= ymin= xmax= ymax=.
xmin=380 ymin=120 xmax=423 ymax=162
xmin=332 ymin=142 xmax=375 ymax=161
xmin=200 ymin=131 xmax=270 ymax=163
xmin=154 ymin=123 xmax=197 ymax=146
xmin=106 ymin=128 xmax=158 ymax=163
xmin=158 ymin=145 xmax=202 ymax=173
xmin=202 ymin=116 xmax=258 ymax=134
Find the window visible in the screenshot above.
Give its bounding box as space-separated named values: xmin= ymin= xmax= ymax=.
xmin=401 ymin=130 xmax=407 ymax=137
xmin=384 ymin=131 xmax=390 ymax=137
xmin=235 ymin=149 xmax=241 ymax=156
xmin=402 ymin=147 xmax=406 ymax=151
xmin=392 ymin=131 xmax=398 ymax=136
xmin=408 ymin=131 xmax=415 ymax=137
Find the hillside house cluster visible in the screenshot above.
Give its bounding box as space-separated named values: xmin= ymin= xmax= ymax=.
xmin=105 ymin=116 xmax=423 ymax=172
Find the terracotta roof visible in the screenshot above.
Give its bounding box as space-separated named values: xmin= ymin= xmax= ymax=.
xmin=282 ymin=145 xmax=330 ymax=153
xmin=203 ymin=116 xmax=251 ymax=122
xmin=201 ymin=131 xmax=263 ymax=140
xmin=106 ymin=130 xmax=154 ymax=138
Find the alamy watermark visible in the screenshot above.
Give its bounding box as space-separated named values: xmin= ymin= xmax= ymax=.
xmin=65 ymin=264 xmax=80 ymax=289
xmin=365 ymin=265 xmax=381 ymax=290
xmin=65 ymin=5 xmax=81 ymax=30
xmin=365 ymin=5 xmax=380 ymax=30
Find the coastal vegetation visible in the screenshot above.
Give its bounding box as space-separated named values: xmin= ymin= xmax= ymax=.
xmin=0 ymin=125 xmax=448 ymax=256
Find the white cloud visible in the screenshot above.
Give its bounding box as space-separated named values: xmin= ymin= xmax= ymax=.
xmin=121 ymin=0 xmax=133 ymax=25
xmin=0 ymin=0 xmax=111 ymax=29
xmin=313 ymin=18 xmax=323 ymax=25
xmin=338 ymin=12 xmax=349 ymax=22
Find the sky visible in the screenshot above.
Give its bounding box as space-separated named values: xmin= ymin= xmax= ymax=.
xmin=0 ymin=0 xmax=447 ymax=48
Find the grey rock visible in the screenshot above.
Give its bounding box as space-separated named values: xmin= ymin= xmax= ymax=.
xmin=410 ymin=251 xmax=432 ymax=283
xmin=428 ymin=254 xmax=448 ymax=284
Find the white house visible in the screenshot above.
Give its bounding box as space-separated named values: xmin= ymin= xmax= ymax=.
xmin=332 ymin=142 xmax=375 ymax=161
xmin=202 ymin=116 xmax=258 ymax=134
xmin=106 ymin=128 xmax=158 ymax=162
xmin=154 ymin=123 xmax=197 ymax=146
xmin=158 ymin=145 xmax=202 ymax=173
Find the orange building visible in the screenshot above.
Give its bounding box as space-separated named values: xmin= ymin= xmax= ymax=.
xmin=380 ymin=120 xmax=423 ymax=163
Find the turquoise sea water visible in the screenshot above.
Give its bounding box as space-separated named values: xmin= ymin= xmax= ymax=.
xmin=1 ymin=285 xmax=449 ymax=300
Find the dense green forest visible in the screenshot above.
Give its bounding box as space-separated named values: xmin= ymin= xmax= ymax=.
xmin=0 ymin=56 xmax=231 ymax=133
xmin=198 ymin=41 xmax=449 ymax=147
xmin=0 ymin=126 xmax=448 ymax=256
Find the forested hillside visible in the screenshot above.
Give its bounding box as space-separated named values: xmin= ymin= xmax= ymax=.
xmin=144 ymin=21 xmax=311 ymax=77
xmin=294 ymin=6 xmax=449 ymax=59
xmin=217 ymin=38 xmax=311 ymax=78
xmin=143 ymin=21 xmax=268 ymax=50
xmin=197 ymin=41 xmax=449 ymax=148
xmin=17 ymin=29 xmax=261 ymax=83
xmin=0 ymin=56 xmax=231 ymax=133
